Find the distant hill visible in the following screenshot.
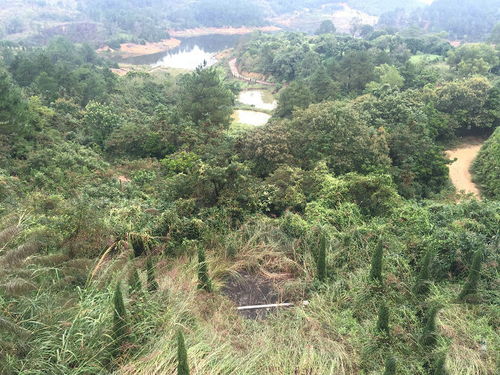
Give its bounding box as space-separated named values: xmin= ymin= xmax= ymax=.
xmin=1 ymin=0 xmax=496 ymax=44
xmin=379 ymin=0 xmax=500 ymax=41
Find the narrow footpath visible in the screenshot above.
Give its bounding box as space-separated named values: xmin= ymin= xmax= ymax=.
xmin=229 ymin=58 xmax=275 ymax=86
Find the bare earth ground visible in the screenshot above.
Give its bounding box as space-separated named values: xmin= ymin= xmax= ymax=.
xmin=270 ymin=3 xmax=377 ymax=33
xmin=97 ymin=38 xmax=181 ymax=58
xmin=445 ymin=138 xmax=484 ymax=198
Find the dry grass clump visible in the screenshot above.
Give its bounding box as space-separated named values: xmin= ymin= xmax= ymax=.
xmin=0 ymin=242 xmax=40 ymax=267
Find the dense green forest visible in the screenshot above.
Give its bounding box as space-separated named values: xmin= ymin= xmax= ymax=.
xmin=3 ymin=0 xmax=498 ymax=46
xmin=379 ymin=0 xmax=500 ymax=41
xmin=1 ymin=4 xmax=500 ymax=375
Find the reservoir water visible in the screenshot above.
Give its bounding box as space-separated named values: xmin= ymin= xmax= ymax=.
xmin=118 ymin=34 xmax=242 ymax=68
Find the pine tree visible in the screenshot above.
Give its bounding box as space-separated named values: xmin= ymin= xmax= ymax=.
xmin=433 ymin=353 xmax=448 ymax=375
xmin=112 ymin=282 xmax=127 ymax=354
xmin=146 ymin=257 xmax=158 ymax=292
xmin=383 ymin=356 xmax=396 ymax=375
xmin=376 ymin=303 xmax=390 ymax=335
xmin=370 ymin=241 xmax=384 ymax=283
xmin=129 ymin=268 xmax=142 ymax=294
xmin=177 ymin=330 xmax=190 ymax=375
xmin=414 ymin=250 xmax=433 ymax=296
xmin=458 ymin=251 xmax=482 ymax=301
xmin=197 ymin=247 xmax=212 ymax=292
xmin=316 ymin=232 xmax=327 ymax=282
xmin=419 ymin=305 xmax=440 ymax=348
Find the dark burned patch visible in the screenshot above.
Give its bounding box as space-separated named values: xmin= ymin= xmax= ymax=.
xmin=222 ymin=271 xmax=284 ymax=319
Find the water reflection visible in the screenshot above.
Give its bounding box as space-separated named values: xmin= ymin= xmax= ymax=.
xmin=118 ymin=34 xmax=242 ymax=68
xmin=238 ymin=90 xmax=277 ymax=111
xmin=153 ymin=45 xmax=216 ymax=69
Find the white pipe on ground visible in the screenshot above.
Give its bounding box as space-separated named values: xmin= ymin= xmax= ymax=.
xmin=237 ymin=301 xmax=309 ymax=311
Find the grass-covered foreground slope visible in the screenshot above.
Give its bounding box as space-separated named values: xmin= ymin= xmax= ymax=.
xmin=473 ymin=128 xmax=500 ymax=199
xmin=0 ymin=31 xmax=499 ymax=374
xmin=1 ymin=191 xmax=499 ymax=374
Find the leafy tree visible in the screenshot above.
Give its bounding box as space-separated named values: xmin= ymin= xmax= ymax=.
xmin=336 ymin=50 xmax=375 ymax=93
xmin=370 ymin=241 xmax=384 ymax=283
xmin=308 ymin=66 xmax=339 ymax=102
xmin=0 ymin=68 xmax=27 ymax=136
xmin=447 ymin=44 xmax=499 ymax=76
xmin=458 ymin=251 xmax=482 ymax=301
xmin=83 ymin=101 xmax=121 ymax=149
xmin=197 ymin=247 xmax=212 ymax=292
xmin=236 ymin=121 xmax=294 ymax=177
xmin=178 ymin=66 xmax=234 ymax=134
xmin=353 ymin=90 xmax=450 ymax=198
xmin=177 ymin=330 xmax=190 ymax=375
xmin=286 ymin=101 xmax=391 ymax=175
xmin=434 ymin=76 xmax=497 ymax=131
xmin=473 ymin=128 xmax=500 ymax=199
xmin=369 ymin=64 xmax=405 ymax=90
xmin=316 ymin=20 xmax=336 ymax=35
xmin=112 ymin=283 xmax=127 ymax=355
xmin=342 ymin=173 xmax=400 ymax=217
xmin=146 ymin=258 xmax=159 ymax=292
xmin=275 ymin=81 xmax=313 ymax=118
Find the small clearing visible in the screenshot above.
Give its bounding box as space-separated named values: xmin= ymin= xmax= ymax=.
xmin=445 ymin=138 xmax=484 ymax=198
xmin=223 ymin=272 xmax=280 ymax=319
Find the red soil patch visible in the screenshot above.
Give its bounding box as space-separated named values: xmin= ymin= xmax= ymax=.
xmin=98 ymin=38 xmax=181 ymax=58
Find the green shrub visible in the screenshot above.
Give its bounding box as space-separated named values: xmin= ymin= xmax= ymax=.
xmin=146 ymin=258 xmax=159 ymax=292
xmin=177 ymin=330 xmax=190 ymax=375
xmin=458 ymin=250 xmax=482 ymax=301
xmin=197 ymin=247 xmax=212 ymax=292
xmin=419 ymin=306 xmax=440 ymax=349
xmin=473 ymin=128 xmax=500 ymax=199
xmin=413 ymin=250 xmax=433 ymax=296
xmin=432 ymin=353 xmax=448 ymax=375
xmin=129 ymin=268 xmax=142 ymax=294
xmin=376 ymin=303 xmax=390 ymax=335
xmin=370 ymin=240 xmax=384 ymax=283
xmin=316 ymin=231 xmax=327 ymax=282
xmin=383 ymin=356 xmax=396 ymax=375
xmin=112 ymin=283 xmax=127 ymax=355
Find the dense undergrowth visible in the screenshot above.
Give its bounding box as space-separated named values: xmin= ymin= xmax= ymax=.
xmin=473 ymin=128 xmax=500 ymax=199
xmin=0 ymin=28 xmax=499 ymax=375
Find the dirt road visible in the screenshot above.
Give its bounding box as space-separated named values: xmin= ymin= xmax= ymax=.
xmin=445 ymin=139 xmax=484 ymax=198
xmin=229 ymin=59 xmax=275 ymax=86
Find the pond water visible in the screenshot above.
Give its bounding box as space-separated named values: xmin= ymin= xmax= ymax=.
xmin=118 ymin=34 xmax=242 ymax=68
xmin=238 ymin=90 xmax=277 ymax=111
xmin=234 ymin=110 xmax=271 ymax=127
